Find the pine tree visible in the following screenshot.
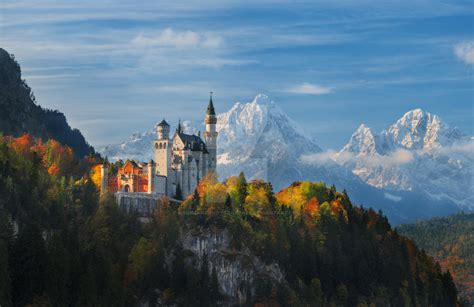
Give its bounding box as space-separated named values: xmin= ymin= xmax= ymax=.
xmin=308 ymin=278 xmax=324 ymax=306
xmin=200 ymin=253 xmax=210 ymax=306
xmin=224 ymin=194 xmax=232 ymax=212
xmin=175 ymin=183 xmax=183 ymax=200
xmin=0 ymin=238 xmax=11 ymax=307
xmin=236 ymin=172 xmax=247 ymax=210
xmin=210 ymin=265 xmax=220 ymax=303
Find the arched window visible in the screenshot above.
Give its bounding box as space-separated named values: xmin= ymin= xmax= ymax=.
xmin=163 ymin=143 xmax=166 ymax=149
xmin=155 ymin=143 xmax=158 ymax=149
xmin=124 ymin=185 xmax=130 ymax=192
xmin=159 ymin=143 xmax=163 ymax=149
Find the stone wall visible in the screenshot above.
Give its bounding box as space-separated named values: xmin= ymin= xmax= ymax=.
xmin=115 ymin=192 xmax=162 ymax=217
xmin=181 ymin=227 xmax=285 ymax=305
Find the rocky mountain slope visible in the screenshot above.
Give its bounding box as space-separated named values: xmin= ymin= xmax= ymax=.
xmin=0 ymin=48 xmax=94 ymax=157
xmin=338 ymin=109 xmax=473 ymax=209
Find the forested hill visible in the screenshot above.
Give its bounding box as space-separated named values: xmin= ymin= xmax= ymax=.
xmin=398 ymin=213 xmax=474 ymax=305
xmin=0 ymin=135 xmax=462 ymax=306
xmin=0 ymin=48 xmax=94 ymax=157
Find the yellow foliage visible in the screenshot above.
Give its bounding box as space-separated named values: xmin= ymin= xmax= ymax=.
xmin=276 ymin=182 xmax=310 ymax=216
xmin=244 ymin=186 xmax=270 ymax=220
xmin=91 ymin=164 xmax=102 ymax=190
xmin=204 ymin=182 xmax=228 ymax=218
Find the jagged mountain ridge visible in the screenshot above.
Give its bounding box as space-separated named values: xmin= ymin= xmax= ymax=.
xmin=99 ymin=95 xmax=467 ymax=224
xmin=338 ymin=109 xmax=473 ymax=209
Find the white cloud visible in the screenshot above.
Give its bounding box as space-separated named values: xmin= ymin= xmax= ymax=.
xmin=132 ymin=28 xmax=222 ymax=49
xmin=300 ymin=148 xmax=414 ymax=167
xmin=287 ymin=82 xmax=333 ymax=95
xmin=454 ymin=41 xmax=474 ymax=65
xmin=299 ymin=150 xmax=339 ymax=164
xmin=384 ymin=192 xmax=402 ymax=202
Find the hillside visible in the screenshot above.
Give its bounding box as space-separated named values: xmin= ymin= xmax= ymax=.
xmin=0 ymin=48 xmax=94 ymax=158
xmin=398 ymin=213 xmax=474 ymax=305
xmin=0 ymin=135 xmax=462 ymax=306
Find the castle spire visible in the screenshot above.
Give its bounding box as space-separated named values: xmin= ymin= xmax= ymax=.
xmin=176 ymin=118 xmax=183 ymax=133
xmin=207 ymin=91 xmax=216 ymax=116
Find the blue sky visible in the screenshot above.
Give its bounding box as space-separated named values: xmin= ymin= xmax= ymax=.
xmin=1 ymin=0 xmax=473 ymax=149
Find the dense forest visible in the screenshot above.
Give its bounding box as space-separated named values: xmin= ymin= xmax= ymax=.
xmin=398 ymin=213 xmax=474 ymax=305
xmin=0 ymin=48 xmax=94 ymax=158
xmin=0 ymin=134 xmax=463 ymax=306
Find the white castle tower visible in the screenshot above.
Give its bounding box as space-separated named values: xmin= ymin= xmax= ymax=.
xmin=154 ymin=119 xmax=171 ymax=176
xmin=204 ymin=92 xmax=218 ymax=171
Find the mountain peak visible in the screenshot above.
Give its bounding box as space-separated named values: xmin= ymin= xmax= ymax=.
xmin=251 ymin=94 xmax=271 ymax=105
xmin=340 ymin=123 xmax=377 ymax=156
xmin=388 ymin=108 xmax=449 ymax=150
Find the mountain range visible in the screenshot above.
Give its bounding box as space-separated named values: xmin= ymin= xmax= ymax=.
xmin=99 ymin=94 xmax=472 ymax=224
xmin=337 ymin=109 xmax=473 ymax=209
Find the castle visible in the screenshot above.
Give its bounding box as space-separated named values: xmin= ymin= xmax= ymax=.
xmin=100 ymin=95 xmax=218 ymax=199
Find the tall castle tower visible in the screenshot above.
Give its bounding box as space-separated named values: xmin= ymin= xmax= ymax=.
xmin=154 ymin=119 xmax=171 ymax=177
xmin=204 ymin=92 xmax=218 ymax=171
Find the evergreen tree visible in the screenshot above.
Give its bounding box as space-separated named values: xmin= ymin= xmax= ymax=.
xmin=236 ymin=172 xmax=247 ymax=210
xmin=210 ymin=265 xmax=220 ymax=303
xmin=0 ymin=238 xmax=11 ymax=307
xmin=199 ymin=253 xmax=210 ymax=305
xmin=175 ymin=183 xmax=183 ymax=200
xmin=308 ymin=278 xmax=324 ymax=306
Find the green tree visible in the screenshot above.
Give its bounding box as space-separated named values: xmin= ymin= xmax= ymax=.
xmin=0 ymin=238 xmax=11 ymax=307
xmin=308 ymin=278 xmax=324 ymax=306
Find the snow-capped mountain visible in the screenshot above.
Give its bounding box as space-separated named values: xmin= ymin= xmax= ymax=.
xmin=99 ymin=120 xmax=198 ymax=162
xmin=216 ymin=94 xmax=322 ymax=182
xmin=338 ymin=109 xmax=473 ymax=209
xmin=214 ymin=95 xmax=379 ymax=195
xmin=99 ymin=97 xmax=467 ymax=224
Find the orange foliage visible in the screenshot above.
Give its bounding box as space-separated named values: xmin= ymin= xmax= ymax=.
xmin=7 ymin=134 xmax=75 ymax=178
xmin=197 ymin=172 xmax=219 ymax=198
xmin=9 ymin=134 xmax=33 ymax=156
xmin=303 ymin=197 xmax=320 ymax=220
xmin=48 ymin=163 xmax=60 ymax=176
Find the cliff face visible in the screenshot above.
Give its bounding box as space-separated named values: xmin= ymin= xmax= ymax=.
xmin=0 ymin=48 xmax=94 ymax=157
xmin=181 ymin=227 xmax=284 ymax=305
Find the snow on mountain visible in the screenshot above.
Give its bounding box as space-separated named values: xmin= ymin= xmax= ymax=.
xmin=99 ymin=98 xmax=467 ymax=223
xmin=99 ymin=120 xmax=198 ymax=162
xmin=216 ymin=94 xmax=322 ymax=182
xmin=99 ymin=94 xmax=362 ymax=191
xmin=338 ymin=109 xmax=473 ymax=209
xmin=340 ymin=124 xmax=378 ymax=156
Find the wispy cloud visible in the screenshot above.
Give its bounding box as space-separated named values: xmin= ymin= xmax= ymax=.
xmin=300 ymin=148 xmax=414 ymax=168
xmin=454 ymin=41 xmax=474 ymax=65
xmin=287 ymin=82 xmax=333 ymax=95
xmin=132 ymin=28 xmax=222 ymax=49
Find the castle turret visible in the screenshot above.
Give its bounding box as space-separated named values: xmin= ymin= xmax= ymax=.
xmin=157 ymin=119 xmax=170 ymax=140
xmin=204 ymin=92 xmax=218 ymax=172
xmin=147 ymin=160 xmax=155 ymax=193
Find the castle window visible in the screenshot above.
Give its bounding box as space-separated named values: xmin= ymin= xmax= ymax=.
xmin=164 ymin=143 xmax=167 ymax=149
xmin=159 ymin=143 xmax=163 ymax=149
xmin=155 ymin=143 xmax=158 ymax=149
